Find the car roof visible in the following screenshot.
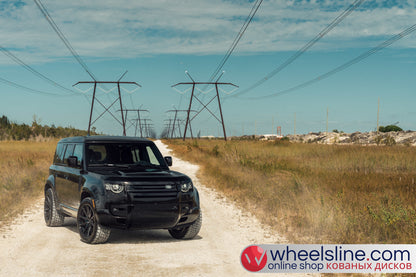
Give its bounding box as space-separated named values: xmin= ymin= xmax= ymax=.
xmin=58 ymin=136 xmax=152 ymax=144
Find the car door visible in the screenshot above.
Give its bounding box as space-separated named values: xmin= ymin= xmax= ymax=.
xmin=66 ymin=143 xmax=83 ymax=209
xmin=55 ymin=143 xmax=73 ymax=207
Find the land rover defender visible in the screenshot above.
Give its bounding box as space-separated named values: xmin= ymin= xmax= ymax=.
xmin=44 ymin=136 xmax=201 ymax=243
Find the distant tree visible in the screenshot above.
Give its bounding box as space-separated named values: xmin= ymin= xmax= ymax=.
xmin=0 ymin=115 xmax=10 ymax=128
xmin=0 ymin=114 xmax=93 ymax=141
xmin=379 ymin=125 xmax=402 ymax=133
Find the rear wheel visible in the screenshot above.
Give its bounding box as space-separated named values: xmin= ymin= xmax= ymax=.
xmin=44 ymin=188 xmax=64 ymax=227
xmin=169 ymin=212 xmax=202 ymax=240
xmin=77 ymin=198 xmax=111 ymax=244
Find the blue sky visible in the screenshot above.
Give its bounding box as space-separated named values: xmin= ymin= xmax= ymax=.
xmin=0 ymin=0 xmax=415 ymax=136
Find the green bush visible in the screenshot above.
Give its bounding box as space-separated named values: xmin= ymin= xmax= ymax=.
xmin=379 ymin=125 xmax=402 ymax=133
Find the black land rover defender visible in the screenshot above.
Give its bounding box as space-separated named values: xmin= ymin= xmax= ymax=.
xmin=44 ymin=136 xmax=201 ymax=244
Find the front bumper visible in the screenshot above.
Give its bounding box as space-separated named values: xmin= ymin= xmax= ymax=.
xmin=97 ymin=187 xmax=200 ymax=229
xmin=97 ymin=201 xmax=200 ymax=229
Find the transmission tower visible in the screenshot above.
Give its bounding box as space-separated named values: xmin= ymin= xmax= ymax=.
xmin=118 ymin=109 xmax=149 ymax=137
xmin=172 ymin=71 xmax=238 ymax=141
xmin=166 ymin=109 xmax=197 ymax=139
xmin=73 ymin=79 xmax=141 ymax=136
xmin=138 ymin=119 xmax=153 ymax=138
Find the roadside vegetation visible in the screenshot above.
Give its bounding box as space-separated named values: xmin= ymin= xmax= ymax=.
xmin=0 ymin=114 xmax=95 ymax=225
xmin=0 ymin=140 xmax=57 ymax=225
xmin=0 ymin=115 xmax=94 ymax=141
xmin=165 ymin=139 xmax=416 ymax=244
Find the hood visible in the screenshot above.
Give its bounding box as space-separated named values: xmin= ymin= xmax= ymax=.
xmin=88 ymin=168 xmax=190 ymax=183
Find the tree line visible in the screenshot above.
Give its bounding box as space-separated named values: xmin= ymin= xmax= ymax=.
xmin=0 ymin=115 xmax=95 ymax=140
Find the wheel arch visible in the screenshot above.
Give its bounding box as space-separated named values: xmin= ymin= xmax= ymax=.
xmin=44 ymin=175 xmax=55 ymax=194
xmin=80 ymin=189 xmax=94 ymax=201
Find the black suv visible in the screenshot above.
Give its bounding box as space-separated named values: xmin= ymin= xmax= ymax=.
xmin=44 ymin=136 xmax=201 ymax=244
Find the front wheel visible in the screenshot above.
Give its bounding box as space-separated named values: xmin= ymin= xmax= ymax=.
xmin=77 ymin=198 xmax=111 ymax=244
xmin=44 ymin=188 xmax=64 ymax=227
xmin=169 ymin=212 xmax=202 ymax=240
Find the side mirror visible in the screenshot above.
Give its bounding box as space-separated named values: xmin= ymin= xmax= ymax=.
xmin=164 ymin=156 xmax=172 ymax=166
xmin=67 ymin=156 xmax=78 ymax=168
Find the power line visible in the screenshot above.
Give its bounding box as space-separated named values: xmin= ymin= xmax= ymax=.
xmin=0 ymin=46 xmax=79 ymax=95
xmin=233 ymin=0 xmax=365 ymax=98
xmin=0 ymin=76 xmax=69 ymax=97
xmin=208 ymin=0 xmax=263 ymax=83
xmin=194 ymin=0 xmax=262 ymax=120
xmin=240 ymin=24 xmax=416 ymax=100
xmin=33 ymin=0 xmax=127 ymax=126
xmin=33 ymin=0 xmax=97 ymax=81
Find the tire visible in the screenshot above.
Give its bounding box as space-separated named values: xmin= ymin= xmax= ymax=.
xmin=169 ymin=212 xmax=202 ymax=240
xmin=77 ymin=198 xmax=111 ymax=244
xmin=44 ymin=188 xmax=65 ymax=227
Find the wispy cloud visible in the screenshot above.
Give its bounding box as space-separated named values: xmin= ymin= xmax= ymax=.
xmin=0 ymin=0 xmax=415 ymax=65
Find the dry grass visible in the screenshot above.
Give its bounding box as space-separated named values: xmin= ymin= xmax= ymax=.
xmin=165 ymin=139 xmax=416 ymax=244
xmin=0 ymin=140 xmax=57 ymax=225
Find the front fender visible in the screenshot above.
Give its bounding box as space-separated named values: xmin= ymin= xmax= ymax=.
xmin=45 ymin=175 xmax=55 ymax=192
xmin=81 ymin=176 xmax=106 ymax=209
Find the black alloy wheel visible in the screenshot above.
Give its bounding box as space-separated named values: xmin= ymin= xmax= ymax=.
xmin=77 ymin=198 xmax=111 ymax=244
xmin=44 ymin=192 xmax=52 ymax=223
xmin=44 ymin=188 xmax=64 ymax=227
xmin=77 ymin=199 xmax=98 ymax=242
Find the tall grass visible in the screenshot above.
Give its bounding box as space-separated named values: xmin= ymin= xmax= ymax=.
xmin=165 ymin=139 xmax=416 ymax=244
xmin=0 ymin=140 xmax=57 ymax=225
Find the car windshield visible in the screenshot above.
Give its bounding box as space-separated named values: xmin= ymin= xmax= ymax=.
xmin=86 ymin=142 xmax=166 ymax=169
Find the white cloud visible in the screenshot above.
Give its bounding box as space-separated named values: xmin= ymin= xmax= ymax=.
xmin=0 ymin=0 xmax=415 ymax=65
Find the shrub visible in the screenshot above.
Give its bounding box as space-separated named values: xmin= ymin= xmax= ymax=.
xmin=379 ymin=125 xmax=402 ymax=133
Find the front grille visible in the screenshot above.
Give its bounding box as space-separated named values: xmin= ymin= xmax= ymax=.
xmin=127 ymin=182 xmax=178 ymax=202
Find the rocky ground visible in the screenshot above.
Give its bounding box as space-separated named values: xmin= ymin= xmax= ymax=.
xmin=286 ymin=131 xmax=416 ymax=146
xmin=235 ymin=131 xmax=416 ymax=146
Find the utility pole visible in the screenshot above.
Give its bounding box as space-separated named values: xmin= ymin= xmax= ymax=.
xmin=294 ymin=112 xmax=296 ymax=136
xmin=172 ymin=71 xmax=238 ymax=141
xmin=73 ymin=78 xmax=141 ymax=136
xmin=377 ymin=98 xmax=380 ymax=133
xmin=326 ymin=107 xmax=329 ymax=134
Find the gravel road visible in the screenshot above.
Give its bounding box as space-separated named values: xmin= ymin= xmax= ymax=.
xmin=0 ymin=140 xmax=287 ymax=276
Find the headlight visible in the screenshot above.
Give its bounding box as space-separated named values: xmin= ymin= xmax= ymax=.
xmin=105 ymin=183 xmax=124 ymax=193
xmin=180 ymin=182 xmax=193 ymax=193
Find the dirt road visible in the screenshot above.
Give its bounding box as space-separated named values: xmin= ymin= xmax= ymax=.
xmin=0 ymin=140 xmax=287 ymax=276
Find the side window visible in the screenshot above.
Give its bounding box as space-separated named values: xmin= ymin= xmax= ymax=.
xmin=63 ymin=144 xmax=75 ymax=165
xmin=72 ymin=144 xmax=83 ymax=168
xmin=146 ymin=146 xmax=160 ymax=165
xmin=54 ymin=143 xmax=65 ymax=164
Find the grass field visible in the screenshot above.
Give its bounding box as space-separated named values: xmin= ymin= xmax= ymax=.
xmin=0 ymin=140 xmax=57 ymax=225
xmin=165 ymin=139 xmax=416 ymax=244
